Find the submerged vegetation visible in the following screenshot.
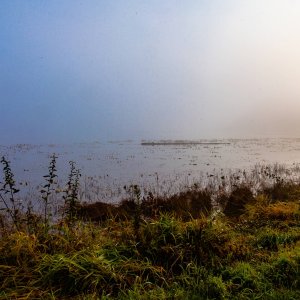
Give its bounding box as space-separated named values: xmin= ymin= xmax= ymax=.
xmin=0 ymin=155 xmax=300 ymax=299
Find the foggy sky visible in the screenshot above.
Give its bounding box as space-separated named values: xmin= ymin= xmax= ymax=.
xmin=1 ymin=0 xmax=300 ymax=144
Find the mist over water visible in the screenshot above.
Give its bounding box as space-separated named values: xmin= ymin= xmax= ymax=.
xmin=1 ymin=1 xmax=300 ymax=143
xmin=1 ymin=2 xmax=300 ymax=206
xmin=1 ymin=138 xmax=300 ymax=204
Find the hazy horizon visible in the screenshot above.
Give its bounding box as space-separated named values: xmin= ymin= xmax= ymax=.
xmin=1 ymin=1 xmax=300 ymax=144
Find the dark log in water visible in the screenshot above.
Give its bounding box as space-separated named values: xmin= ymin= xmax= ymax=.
xmin=141 ymin=141 xmax=231 ymax=146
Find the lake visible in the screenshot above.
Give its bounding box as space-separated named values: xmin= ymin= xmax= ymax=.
xmin=1 ymin=138 xmax=300 ymax=205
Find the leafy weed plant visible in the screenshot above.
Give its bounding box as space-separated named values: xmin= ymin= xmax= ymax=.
xmin=0 ymin=156 xmax=21 ymax=230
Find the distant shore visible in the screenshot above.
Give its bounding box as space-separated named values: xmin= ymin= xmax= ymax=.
xmin=141 ymin=141 xmax=231 ymax=146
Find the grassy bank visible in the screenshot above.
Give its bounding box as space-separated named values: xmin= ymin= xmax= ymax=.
xmin=0 ymin=156 xmax=300 ymax=299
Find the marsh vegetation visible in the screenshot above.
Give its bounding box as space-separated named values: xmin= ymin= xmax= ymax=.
xmin=0 ymin=155 xmax=300 ymax=299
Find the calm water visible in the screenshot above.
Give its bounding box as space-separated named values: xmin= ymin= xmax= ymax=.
xmin=1 ymin=138 xmax=300 ymax=204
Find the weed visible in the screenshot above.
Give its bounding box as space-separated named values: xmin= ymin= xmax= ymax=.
xmin=124 ymin=184 xmax=142 ymax=241
xmin=63 ymin=161 xmax=81 ymax=226
xmin=41 ymin=154 xmax=58 ymax=228
xmin=25 ymin=200 xmax=41 ymax=235
xmin=0 ymin=156 xmax=21 ymax=230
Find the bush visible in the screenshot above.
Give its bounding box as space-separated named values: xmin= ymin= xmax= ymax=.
xmin=221 ymin=186 xmax=255 ymax=217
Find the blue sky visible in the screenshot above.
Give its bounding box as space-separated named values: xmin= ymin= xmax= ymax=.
xmin=1 ymin=0 xmax=300 ymax=144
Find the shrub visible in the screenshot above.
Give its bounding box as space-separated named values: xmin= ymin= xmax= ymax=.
xmin=221 ymin=186 xmax=255 ymax=217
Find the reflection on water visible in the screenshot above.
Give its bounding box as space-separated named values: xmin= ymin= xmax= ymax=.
xmin=0 ymin=138 xmax=300 ymax=204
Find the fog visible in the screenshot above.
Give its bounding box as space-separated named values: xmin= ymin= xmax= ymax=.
xmin=1 ymin=0 xmax=300 ymax=144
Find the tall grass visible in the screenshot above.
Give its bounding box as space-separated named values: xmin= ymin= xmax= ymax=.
xmin=0 ymin=158 xmax=300 ymax=299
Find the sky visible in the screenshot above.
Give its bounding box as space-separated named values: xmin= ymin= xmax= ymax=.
xmin=1 ymin=0 xmax=300 ymax=144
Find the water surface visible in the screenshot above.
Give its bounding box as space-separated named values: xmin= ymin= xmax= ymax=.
xmin=1 ymin=138 xmax=300 ymax=204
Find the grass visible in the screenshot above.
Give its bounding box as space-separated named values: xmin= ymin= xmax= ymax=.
xmin=0 ymin=158 xmax=300 ymax=299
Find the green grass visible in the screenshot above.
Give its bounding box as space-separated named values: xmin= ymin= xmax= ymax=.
xmin=1 ymin=161 xmax=300 ymax=299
